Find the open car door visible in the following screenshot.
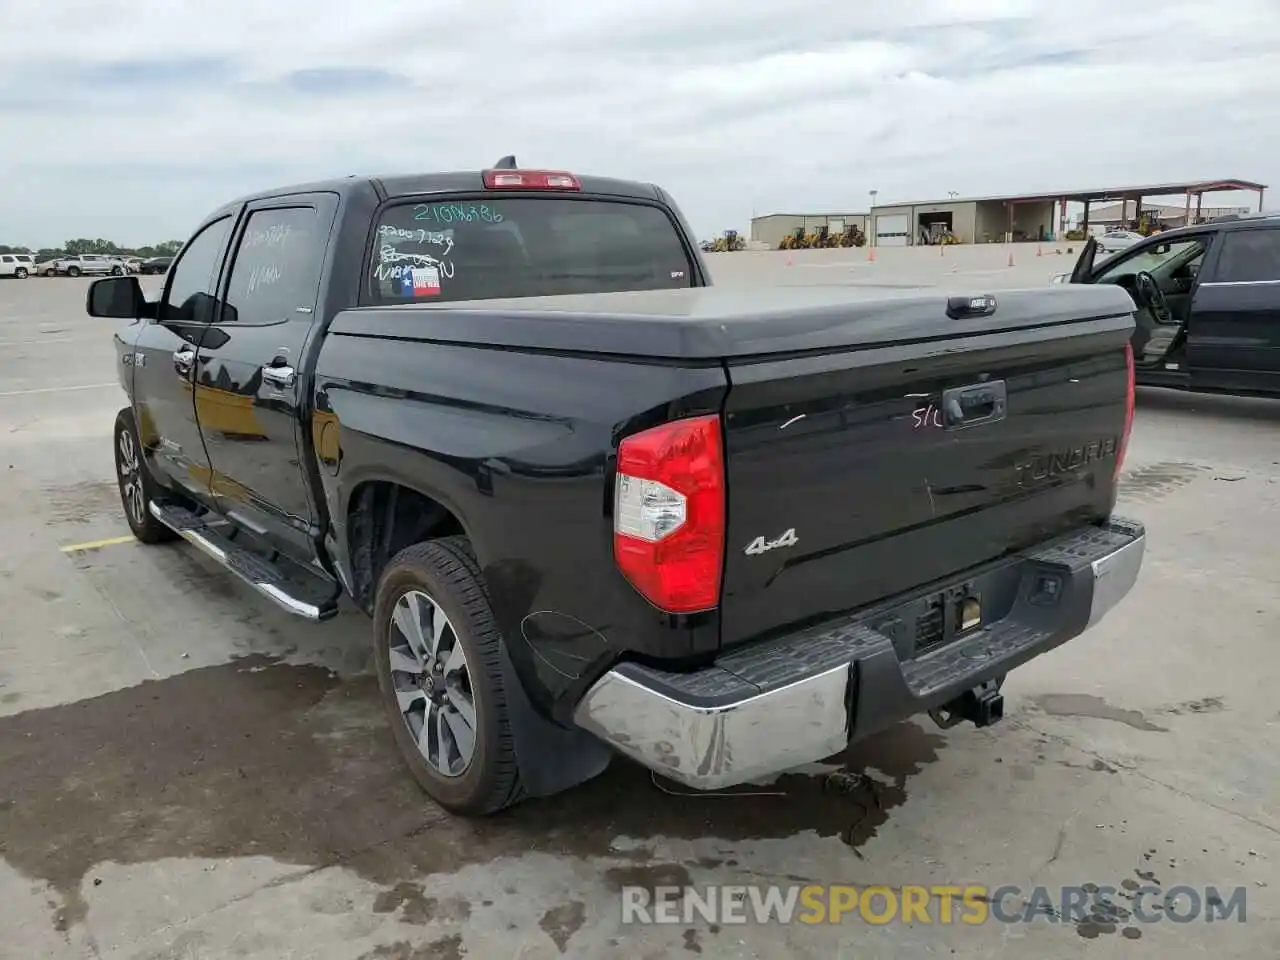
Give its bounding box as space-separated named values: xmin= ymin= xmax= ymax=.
xmin=1068 ymin=236 xmax=1098 ymax=283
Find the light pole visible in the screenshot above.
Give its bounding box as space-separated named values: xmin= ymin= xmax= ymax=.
xmin=869 ymin=190 xmax=878 ymax=247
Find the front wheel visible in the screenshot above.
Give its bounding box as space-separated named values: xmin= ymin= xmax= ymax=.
xmin=111 ymin=266 xmax=124 ymax=276
xmin=113 ymin=408 xmax=177 ymax=544
xmin=14 ymin=268 xmax=27 ymax=279
xmin=373 ymin=537 xmax=525 ymax=816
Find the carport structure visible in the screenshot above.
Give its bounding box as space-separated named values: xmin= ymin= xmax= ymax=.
xmin=1014 ymin=178 xmax=1267 ymax=239
xmin=868 ymin=178 xmax=1267 ymax=246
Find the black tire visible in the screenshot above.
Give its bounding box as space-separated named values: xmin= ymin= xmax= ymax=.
xmin=113 ymin=407 xmax=178 ymax=544
xmin=67 ymin=266 xmax=80 ymax=278
xmin=15 ymin=268 xmax=27 ymax=279
xmin=43 ymin=268 xmax=55 ymax=277
xmin=111 ymin=266 xmax=124 ymax=276
xmin=373 ymin=536 xmax=525 ymax=816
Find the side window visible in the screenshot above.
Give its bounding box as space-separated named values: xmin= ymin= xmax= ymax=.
xmin=161 ymin=217 xmax=233 ymax=324
xmin=221 ymin=207 xmax=324 ymax=325
xmin=1213 ymin=230 xmax=1280 ymax=284
xmin=1 ymin=256 xmax=13 ymax=263
xmin=1095 ymin=237 xmax=1207 ymax=284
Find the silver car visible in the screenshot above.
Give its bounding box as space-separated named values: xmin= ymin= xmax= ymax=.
xmin=1096 ymin=230 xmax=1145 ymax=254
xmin=54 ymin=254 xmax=127 ymax=277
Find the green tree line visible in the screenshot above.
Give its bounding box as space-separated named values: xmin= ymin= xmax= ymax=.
xmin=0 ymin=238 xmax=184 ymax=259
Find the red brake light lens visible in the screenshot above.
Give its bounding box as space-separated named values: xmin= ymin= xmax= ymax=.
xmin=613 ymin=414 xmax=725 ymax=614
xmin=482 ymin=169 xmax=581 ymax=191
xmin=1115 ymin=342 xmax=1135 ymax=481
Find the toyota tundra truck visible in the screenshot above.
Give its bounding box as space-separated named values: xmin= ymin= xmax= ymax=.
xmin=87 ymin=160 xmax=1145 ymax=815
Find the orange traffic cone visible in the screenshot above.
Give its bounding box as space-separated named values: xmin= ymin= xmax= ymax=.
xmin=867 ymin=246 xmax=876 ymax=262
xmin=1007 ymin=249 xmax=1015 ymax=267
xmin=786 ymin=256 xmax=794 ymax=268
xmin=1036 ymin=245 xmax=1042 ymax=257
xmin=940 ymin=243 xmax=945 ymax=257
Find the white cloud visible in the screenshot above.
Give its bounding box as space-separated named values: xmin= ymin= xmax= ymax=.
xmin=1 ymin=0 xmax=1277 ymax=247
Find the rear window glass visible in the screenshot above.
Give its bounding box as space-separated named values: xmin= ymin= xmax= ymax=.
xmin=367 ymin=197 xmax=694 ymax=303
xmin=1215 ymin=229 xmax=1280 ymax=283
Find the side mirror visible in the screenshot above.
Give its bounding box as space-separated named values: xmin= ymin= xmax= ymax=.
xmin=86 ymin=276 xmax=146 ymax=319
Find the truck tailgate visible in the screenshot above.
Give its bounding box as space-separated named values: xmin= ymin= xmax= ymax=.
xmin=719 ymin=287 xmax=1136 ymax=649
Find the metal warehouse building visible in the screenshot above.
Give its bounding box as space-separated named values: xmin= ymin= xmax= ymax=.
xmin=867 ymin=193 xmax=1058 ymax=246
xmin=749 ymin=212 xmax=869 ymax=248
xmin=752 ymin=179 xmax=1267 ymax=249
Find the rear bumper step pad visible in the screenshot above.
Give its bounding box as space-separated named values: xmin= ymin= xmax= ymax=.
xmin=572 ymin=518 xmax=1145 ymax=791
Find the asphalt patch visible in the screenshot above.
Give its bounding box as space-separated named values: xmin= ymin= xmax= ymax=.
xmin=0 ymin=656 xmax=945 ymax=933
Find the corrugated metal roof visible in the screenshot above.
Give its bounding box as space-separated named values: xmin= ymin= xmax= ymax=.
xmin=876 ymin=179 xmax=1267 ymax=208
xmin=751 ymin=212 xmax=869 ymax=220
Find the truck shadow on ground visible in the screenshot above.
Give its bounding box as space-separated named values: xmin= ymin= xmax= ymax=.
xmin=0 ymin=656 xmax=946 ymax=933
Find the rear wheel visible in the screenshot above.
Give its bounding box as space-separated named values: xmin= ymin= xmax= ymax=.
xmin=113 ymin=408 xmax=178 ymax=544
xmin=67 ymin=266 xmax=81 ymax=278
xmin=111 ymin=265 xmax=124 ymax=276
xmin=14 ymin=268 xmax=27 ymax=279
xmin=373 ymin=537 xmax=525 ymax=815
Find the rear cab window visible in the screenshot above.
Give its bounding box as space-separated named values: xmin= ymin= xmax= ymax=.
xmin=366 ymin=197 xmax=695 ymax=304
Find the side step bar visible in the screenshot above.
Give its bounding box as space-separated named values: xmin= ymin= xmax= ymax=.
xmin=149 ymin=501 xmax=341 ymax=621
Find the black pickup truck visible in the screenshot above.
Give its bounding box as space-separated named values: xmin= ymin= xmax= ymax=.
xmin=1057 ymin=212 xmax=1280 ymax=396
xmin=89 ymin=162 xmax=1146 ymax=815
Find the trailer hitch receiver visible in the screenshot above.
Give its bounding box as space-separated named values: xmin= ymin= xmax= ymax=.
xmin=928 ymin=679 xmax=1005 ymax=730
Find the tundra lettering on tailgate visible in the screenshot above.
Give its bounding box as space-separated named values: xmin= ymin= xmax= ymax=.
xmin=1015 ymin=437 xmax=1117 ymax=487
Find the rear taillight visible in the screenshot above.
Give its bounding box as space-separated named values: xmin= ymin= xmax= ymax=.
xmin=1115 ymin=342 xmax=1136 ymax=480
xmin=613 ymin=414 xmax=725 ymax=614
xmin=482 ymin=169 xmax=581 ymax=191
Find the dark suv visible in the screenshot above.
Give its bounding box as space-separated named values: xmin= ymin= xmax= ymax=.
xmin=1059 ymin=213 xmax=1280 ymax=397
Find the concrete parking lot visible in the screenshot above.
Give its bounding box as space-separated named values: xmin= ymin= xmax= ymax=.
xmin=1 ymin=243 xmax=1276 ymax=959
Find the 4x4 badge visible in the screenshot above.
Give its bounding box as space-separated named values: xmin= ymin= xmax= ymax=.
xmin=744 ymin=528 xmax=799 ymax=556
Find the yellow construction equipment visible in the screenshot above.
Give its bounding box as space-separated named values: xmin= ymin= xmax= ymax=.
xmin=713 ymin=230 xmax=746 ymax=252
xmin=838 ymin=225 xmax=867 ymax=248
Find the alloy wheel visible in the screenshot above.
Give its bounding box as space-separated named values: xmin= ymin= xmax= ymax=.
xmin=387 ymin=589 xmax=477 ymax=777
xmin=116 ymin=427 xmax=145 ymax=526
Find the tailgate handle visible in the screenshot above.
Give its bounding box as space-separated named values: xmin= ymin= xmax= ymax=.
xmin=942 ymin=380 xmax=1007 ymax=430
xmin=945 ymin=295 xmax=998 ymax=319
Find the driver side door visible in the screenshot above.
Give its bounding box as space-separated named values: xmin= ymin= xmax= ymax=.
xmin=1079 ymin=233 xmax=1214 ymax=364
xmin=130 ymin=213 xmax=237 ymax=505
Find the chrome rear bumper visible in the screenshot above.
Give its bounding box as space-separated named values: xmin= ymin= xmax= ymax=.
xmin=573 ymin=519 xmax=1145 ymax=791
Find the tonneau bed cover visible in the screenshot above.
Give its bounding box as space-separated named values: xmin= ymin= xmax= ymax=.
xmin=329 ymin=284 xmax=1138 ymax=360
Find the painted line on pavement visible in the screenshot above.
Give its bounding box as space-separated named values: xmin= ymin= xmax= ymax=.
xmin=0 ymin=335 xmax=99 ymax=347
xmin=60 ymin=534 xmax=137 ymax=554
xmin=0 ymin=382 xmax=119 ymax=398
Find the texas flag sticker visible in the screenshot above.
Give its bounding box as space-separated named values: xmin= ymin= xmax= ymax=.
xmin=401 ymin=265 xmax=441 ymax=297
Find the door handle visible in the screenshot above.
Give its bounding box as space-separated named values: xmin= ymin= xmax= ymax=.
xmin=261 ymin=363 xmax=296 ymax=388
xmin=173 ymin=348 xmax=195 ymax=375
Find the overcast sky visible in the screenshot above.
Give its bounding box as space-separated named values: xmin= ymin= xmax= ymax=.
xmin=2 ymin=0 xmax=1278 ymax=248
